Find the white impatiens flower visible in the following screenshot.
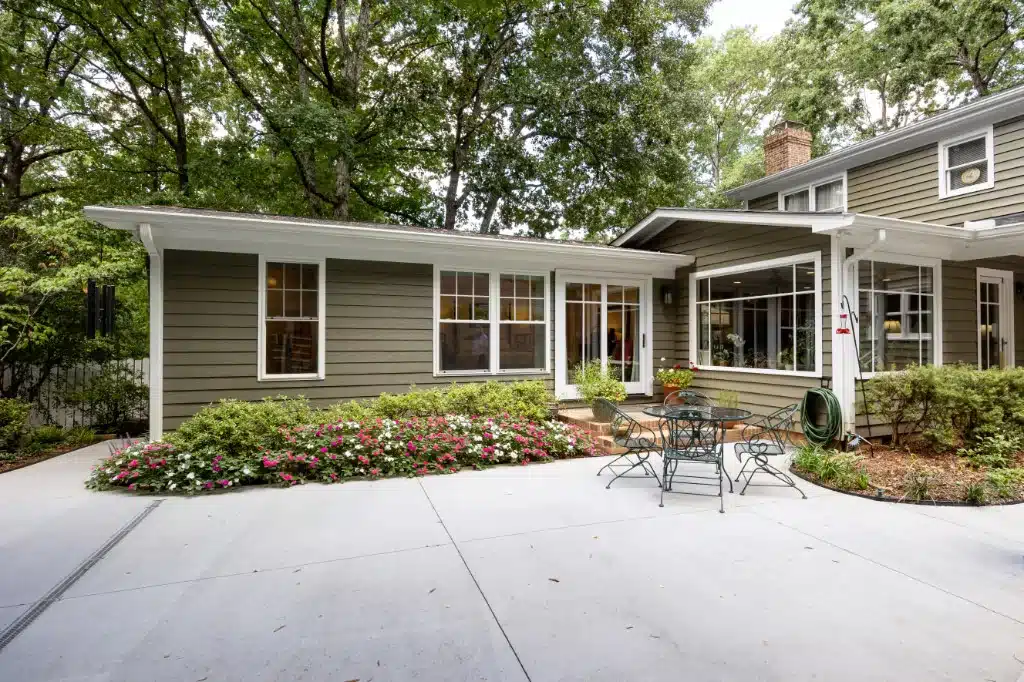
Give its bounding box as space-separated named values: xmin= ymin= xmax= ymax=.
xmin=186 ymin=472 xmax=195 ymax=480
xmin=242 ymin=467 xmax=252 ymax=476
xmin=168 ymin=482 xmax=177 ymax=490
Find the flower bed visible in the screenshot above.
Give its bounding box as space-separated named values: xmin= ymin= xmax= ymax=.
xmin=87 ymin=415 xmax=596 ymax=494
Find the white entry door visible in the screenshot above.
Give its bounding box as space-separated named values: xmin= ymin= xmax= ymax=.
xmin=555 ymin=273 xmax=649 ymax=399
xmin=977 ymin=268 xmax=1015 ymax=369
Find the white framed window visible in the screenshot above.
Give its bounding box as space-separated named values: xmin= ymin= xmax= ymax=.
xmin=689 ymin=252 xmax=822 ymax=377
xmin=778 ymin=173 xmax=847 ymax=212
xmin=938 ymin=126 xmax=994 ymax=199
xmin=434 ymin=267 xmax=549 ymax=376
xmin=856 ymin=256 xmax=942 ymax=374
xmin=258 ymin=256 xmax=326 ymax=381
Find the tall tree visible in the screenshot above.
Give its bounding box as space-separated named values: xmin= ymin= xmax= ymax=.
xmin=0 ymin=2 xmax=88 ymax=217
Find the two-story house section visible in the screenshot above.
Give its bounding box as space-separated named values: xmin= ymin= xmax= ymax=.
xmin=613 ymin=84 xmax=1024 ymax=432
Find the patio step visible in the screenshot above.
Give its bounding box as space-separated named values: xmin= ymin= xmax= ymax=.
xmin=556 ymin=406 xmax=752 ymax=455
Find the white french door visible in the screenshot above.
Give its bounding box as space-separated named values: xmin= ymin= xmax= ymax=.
xmin=977 ymin=268 xmax=1015 ymax=369
xmin=555 ymin=272 xmax=650 ymax=399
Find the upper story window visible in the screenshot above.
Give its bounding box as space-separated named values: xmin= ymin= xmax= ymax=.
xmin=436 ymin=268 xmax=549 ymax=375
xmin=259 ymin=257 xmax=325 ymax=380
xmin=938 ymin=126 xmax=994 ymax=199
xmin=779 ymin=175 xmax=845 ymax=212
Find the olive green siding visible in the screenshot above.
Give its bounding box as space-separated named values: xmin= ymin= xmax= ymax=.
xmin=645 ymin=221 xmax=831 ymax=419
xmin=847 ymin=116 xmax=1024 ymax=224
xmin=162 ymin=250 xmax=555 ymax=429
xmin=943 ymin=256 xmax=1024 ymax=367
xmin=748 ymin=193 xmax=778 ymax=211
xmin=163 ymin=250 xmax=676 ymax=428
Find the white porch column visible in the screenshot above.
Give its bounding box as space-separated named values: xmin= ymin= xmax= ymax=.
xmin=139 ymin=224 xmax=163 ymax=440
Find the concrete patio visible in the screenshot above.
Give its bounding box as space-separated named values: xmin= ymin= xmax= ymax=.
xmin=1 ymin=441 xmax=1022 ymax=681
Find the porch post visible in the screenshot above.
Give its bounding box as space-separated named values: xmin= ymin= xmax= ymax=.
xmin=830 ymin=234 xmax=857 ymax=433
xmin=139 ymin=224 xmax=163 ymax=440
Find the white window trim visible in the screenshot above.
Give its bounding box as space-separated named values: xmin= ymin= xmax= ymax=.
xmin=882 ymin=292 xmax=933 ymax=341
xmin=777 ymin=172 xmax=848 ymax=213
xmin=257 ymin=255 xmax=327 ymax=381
xmin=854 ymin=251 xmax=943 ymax=378
xmin=432 ymin=266 xmax=551 ymax=377
xmin=688 ymin=251 xmax=823 ymax=378
xmin=938 ymin=125 xmax=995 ymax=199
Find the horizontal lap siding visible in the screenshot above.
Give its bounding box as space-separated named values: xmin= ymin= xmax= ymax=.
xmin=942 ymin=256 xmax=1024 ymax=367
xmin=748 ymin=193 xmax=778 ymax=211
xmin=162 ymin=251 xmax=553 ymax=429
xmin=847 ymin=116 xmax=1024 ymax=224
xmin=653 ymin=277 xmax=680 ymax=399
xmin=646 ymin=222 xmax=831 ymax=420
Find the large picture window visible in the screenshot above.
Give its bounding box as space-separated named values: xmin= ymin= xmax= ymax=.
xmin=858 ymin=260 xmax=936 ymax=372
xmin=259 ymin=257 xmax=325 ymax=380
xmin=436 ymin=268 xmax=548 ymax=375
xmin=693 ymin=255 xmax=819 ymax=375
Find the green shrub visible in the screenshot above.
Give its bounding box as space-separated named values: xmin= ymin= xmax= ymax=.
xmin=865 ymin=365 xmax=943 ymax=447
xmin=63 ymin=365 xmax=148 ymax=432
xmin=901 ymin=467 xmax=932 ymax=502
xmin=957 ymin=433 xmax=1022 ymax=469
xmin=985 ymin=468 xmax=1024 ymax=499
xmin=962 ymin=482 xmax=988 ymax=505
xmin=22 ymin=425 xmax=67 ymax=452
xmin=792 ymin=444 xmax=869 ymax=490
xmin=168 ymin=396 xmax=314 ymax=458
xmin=88 ymin=416 xmax=596 ymax=493
xmin=572 ymin=361 xmax=627 ymax=406
xmin=64 ymin=426 xmax=97 ymax=446
xmin=0 ymin=398 xmax=31 ymax=452
xmin=717 ymin=390 xmax=740 ymax=409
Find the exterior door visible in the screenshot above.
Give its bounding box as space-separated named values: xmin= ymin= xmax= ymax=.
xmin=556 ymin=274 xmax=648 ymax=398
xmin=977 ymin=268 xmax=1014 ymax=369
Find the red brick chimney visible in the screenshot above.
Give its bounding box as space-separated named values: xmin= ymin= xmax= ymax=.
xmin=764 ymin=121 xmax=812 ymax=175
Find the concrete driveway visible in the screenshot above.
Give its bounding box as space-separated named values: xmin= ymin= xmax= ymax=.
xmin=1 ymin=441 xmax=1022 ymax=682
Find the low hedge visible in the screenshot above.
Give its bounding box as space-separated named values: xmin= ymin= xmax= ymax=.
xmin=88 ymin=415 xmax=594 ymax=493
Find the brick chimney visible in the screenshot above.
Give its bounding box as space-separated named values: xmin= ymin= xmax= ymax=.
xmin=764 ymin=121 xmax=812 ymax=175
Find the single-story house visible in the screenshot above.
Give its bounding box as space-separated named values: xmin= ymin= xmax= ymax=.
xmin=85 ymin=83 xmax=1024 ymax=439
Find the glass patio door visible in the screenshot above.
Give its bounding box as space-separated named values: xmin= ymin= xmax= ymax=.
xmin=978 ymin=269 xmax=1014 ymax=369
xmin=559 ymin=277 xmax=646 ymax=398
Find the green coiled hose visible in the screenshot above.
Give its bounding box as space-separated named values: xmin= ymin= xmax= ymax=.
xmin=800 ymin=388 xmax=843 ymax=446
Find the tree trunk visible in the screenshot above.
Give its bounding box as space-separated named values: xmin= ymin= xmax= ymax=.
xmin=479 ymin=193 xmax=499 ymax=233
xmin=334 ymin=155 xmax=350 ymax=219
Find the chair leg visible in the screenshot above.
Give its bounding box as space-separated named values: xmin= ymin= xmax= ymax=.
xmin=739 ymin=456 xmax=807 ymax=499
xmin=659 ymin=457 xmax=669 ymax=507
xmin=602 ymin=450 xmax=660 ymax=489
xmin=734 ymin=454 xmax=754 ymax=483
xmin=717 ymin=457 xmax=725 ymax=513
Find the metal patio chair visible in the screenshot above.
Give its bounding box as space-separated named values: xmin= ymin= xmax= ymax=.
xmin=658 ymin=407 xmax=733 ymax=513
xmin=734 ymin=403 xmax=806 ymax=499
xmin=663 ymin=389 xmax=714 ymax=407
xmin=593 ymin=398 xmax=661 ymax=489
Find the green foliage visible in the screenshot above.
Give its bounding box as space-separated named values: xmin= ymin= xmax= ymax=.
xmin=792 ymin=444 xmax=870 ymax=490
xmin=0 ymin=398 xmax=31 ymax=451
xmin=901 ymin=467 xmax=933 ymax=503
xmin=63 ymin=426 xmax=98 ymax=447
xmin=63 ymin=364 xmax=148 ymax=432
xmin=957 ymin=433 xmax=1022 ymax=469
xmin=865 ymin=365 xmax=944 ymax=447
xmin=167 ymin=397 xmax=315 ymax=459
xmin=18 ymin=424 xmax=97 ymax=454
xmin=572 ymin=361 xmax=628 ymax=406
xmin=717 ymin=391 xmax=740 ymax=409
xmin=324 ymin=381 xmax=553 ymax=422
xmin=655 ymin=363 xmax=694 ymax=388
xmin=88 ymin=416 xmax=595 ymax=493
xmin=962 ymin=482 xmax=988 ymax=505
xmin=985 ymin=468 xmax=1024 ymax=499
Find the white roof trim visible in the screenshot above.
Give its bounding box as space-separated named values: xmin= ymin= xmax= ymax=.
xmin=85 ymin=205 xmax=693 ymax=278
xmin=725 ymin=84 xmax=1024 ymax=201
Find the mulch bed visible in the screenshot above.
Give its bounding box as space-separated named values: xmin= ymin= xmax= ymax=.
xmin=793 ymin=439 xmax=1024 ymax=505
xmin=0 ymin=439 xmax=104 ymax=475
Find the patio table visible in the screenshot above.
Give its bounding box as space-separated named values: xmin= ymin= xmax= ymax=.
xmin=643 ymin=405 xmax=752 ymax=512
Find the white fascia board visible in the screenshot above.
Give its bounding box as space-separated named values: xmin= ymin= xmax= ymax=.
xmin=725 ymin=84 xmax=1024 ymax=201
xmin=613 ymin=208 xmax=855 ymax=247
xmin=85 ymin=206 xmax=692 ymax=279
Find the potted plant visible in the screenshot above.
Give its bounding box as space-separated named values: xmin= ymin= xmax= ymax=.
xmin=717 ymin=390 xmax=745 ymax=428
xmin=572 ymin=360 xmax=627 ymax=414
xmin=777 ymin=348 xmax=794 ymax=371
xmin=655 ymin=361 xmax=696 ymax=391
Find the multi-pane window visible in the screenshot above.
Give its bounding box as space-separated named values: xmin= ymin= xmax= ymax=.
xmin=438 ymin=271 xmax=491 ymax=372
xmin=437 ymin=269 xmax=548 ymax=374
xmin=262 ymin=260 xmax=322 ymax=378
xmin=858 ymin=261 xmax=935 ymax=372
xmin=499 ymin=274 xmax=545 ymax=371
xmin=940 ymin=129 xmax=993 ymax=198
xmin=780 ymin=178 xmax=845 ymax=212
xmin=695 ymin=259 xmax=817 ymax=373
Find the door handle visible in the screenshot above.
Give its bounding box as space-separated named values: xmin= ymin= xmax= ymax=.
xmin=642 ymin=333 xmax=646 ymax=349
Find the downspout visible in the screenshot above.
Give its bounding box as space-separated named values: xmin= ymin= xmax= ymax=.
xmin=838 ymin=228 xmax=886 ymax=434
xmin=138 ymin=224 xmax=163 ymax=441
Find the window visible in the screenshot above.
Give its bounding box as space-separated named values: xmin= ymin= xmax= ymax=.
xmin=259 ymin=257 xmax=325 ymax=380
xmin=436 ymin=268 xmax=548 ymax=375
xmin=857 ymin=260 xmax=936 ymax=372
xmin=693 ymin=254 xmax=820 ymax=375
xmin=779 ymin=175 xmax=846 ymax=212
xmin=939 ymin=127 xmax=994 ymax=198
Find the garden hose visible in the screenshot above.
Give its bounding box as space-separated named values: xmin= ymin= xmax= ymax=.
xmin=801 ymin=388 xmax=843 ymax=447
